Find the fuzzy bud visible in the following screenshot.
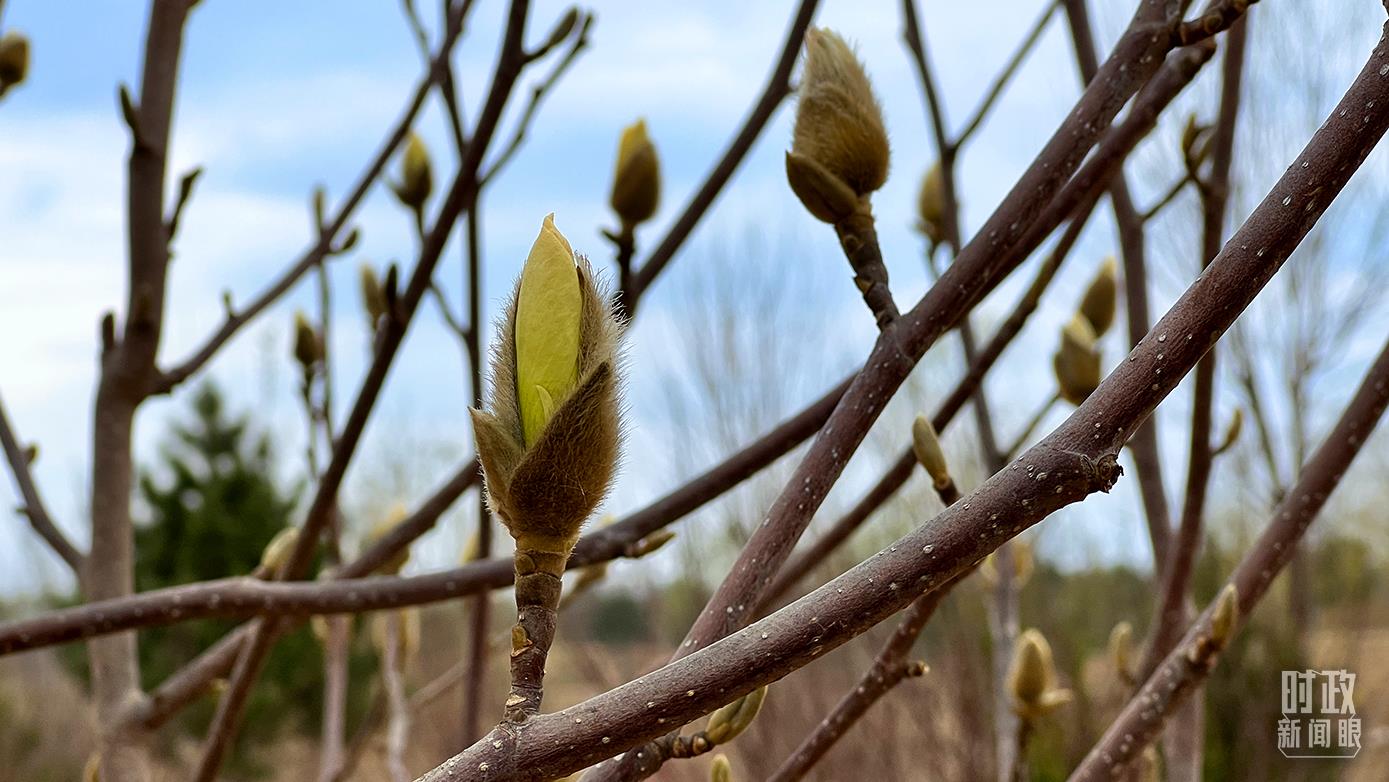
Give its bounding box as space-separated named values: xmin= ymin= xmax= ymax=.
xmin=371 ymin=608 xmax=420 ymax=664
xmin=787 ymin=28 xmax=889 ymax=224
xmin=710 ymin=754 xmax=733 ymax=782
xmin=1053 ymin=314 xmax=1101 ymax=406
xmin=470 ymin=214 xmax=623 ymax=567
xmin=705 ymin=685 xmax=768 ymax=745
xmin=1008 ymin=628 xmax=1071 ymax=721
xmin=981 ymin=540 xmax=1034 ymax=589
xmin=916 ymin=162 xmax=946 ymax=244
xmin=360 ymin=263 xmax=387 ymax=325
xmin=393 ymin=133 xmax=433 ymax=213
xmin=911 ymin=414 xmax=950 ymax=489
xmin=0 ymin=32 xmax=29 ymax=94
xmin=258 ymin=526 xmax=300 ymax=579
xmin=292 ymin=311 xmax=322 ymax=369
xmin=1078 ymin=257 xmax=1118 ymax=336
xmin=610 ymin=119 xmax=661 ymax=229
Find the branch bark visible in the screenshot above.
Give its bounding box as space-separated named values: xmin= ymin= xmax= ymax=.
xmin=1070 ymin=336 xmax=1389 ymax=780
xmin=0 ymin=393 xmax=83 ymax=574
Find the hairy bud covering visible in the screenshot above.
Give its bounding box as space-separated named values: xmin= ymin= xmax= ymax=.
xmin=610 ymin=119 xmax=661 ymax=228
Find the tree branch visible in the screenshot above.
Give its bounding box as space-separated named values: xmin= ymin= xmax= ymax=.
xmin=0 ymin=392 xmax=83 ymax=573
xmin=1071 ymin=335 xmax=1389 ymax=780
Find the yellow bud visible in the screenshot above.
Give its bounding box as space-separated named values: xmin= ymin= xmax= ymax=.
xmin=460 ymin=530 xmax=480 ymax=565
xmin=367 ymin=504 xmax=411 ymax=575
xmin=1053 ymin=314 xmax=1101 ymax=406
xmin=916 ymin=162 xmax=945 ymax=243
xmin=710 ymin=754 xmax=733 ymax=782
xmin=83 ymin=754 xmax=101 ymax=782
xmin=610 ymin=119 xmax=661 ymax=228
xmin=516 ymin=214 xmax=582 ymax=446
xmin=292 ymin=311 xmax=322 ymax=368
xmin=1109 ymin=621 xmax=1134 ymax=679
xmin=258 ymin=527 xmax=300 ymax=578
xmin=1137 ymin=746 xmax=1161 ymax=782
xmin=911 ymin=414 xmax=950 ymax=489
xmin=1215 ymin=407 xmax=1244 ymax=454
xmin=360 ymin=263 xmax=387 ymax=325
xmin=371 ymin=608 xmax=420 ymax=664
xmin=705 ymin=685 xmax=768 ymax=745
xmin=0 ymin=32 xmax=29 ymax=92
xmin=790 ymin=28 xmax=888 ymax=216
xmin=1078 ymin=257 xmax=1118 ymax=336
xmin=1008 ymin=628 xmax=1055 ymax=709
xmin=1209 ymin=583 xmax=1239 ymax=649
xmin=394 ymin=132 xmax=433 ymax=212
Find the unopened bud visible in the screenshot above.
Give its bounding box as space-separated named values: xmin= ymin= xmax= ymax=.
xmin=704 ymin=685 xmax=768 ymax=745
xmin=710 ymin=754 xmax=733 ymax=782
xmin=1209 ymin=583 xmax=1239 ymax=649
xmin=360 ymin=263 xmax=387 ymax=325
xmin=0 ymin=32 xmax=30 ymax=93
xmin=258 ymin=526 xmax=300 ymax=578
xmin=1215 ymin=407 xmax=1243 ymax=454
xmin=1109 ymin=621 xmax=1134 ymax=680
xmin=393 ymin=133 xmax=433 ymax=213
xmin=292 ymin=311 xmax=322 ymax=369
xmin=916 ymin=162 xmax=946 ymax=244
xmin=1008 ymin=628 xmax=1071 ymax=720
xmin=787 ymin=28 xmax=889 ymax=224
xmin=610 ymin=119 xmax=661 ymax=229
xmin=911 ymin=414 xmax=950 ymax=489
xmin=1053 ymin=314 xmax=1101 ymax=406
xmin=1078 ymin=257 xmax=1118 ymax=336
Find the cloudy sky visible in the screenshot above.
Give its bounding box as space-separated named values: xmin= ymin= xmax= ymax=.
xmin=2 ymin=0 xmax=1387 ymax=596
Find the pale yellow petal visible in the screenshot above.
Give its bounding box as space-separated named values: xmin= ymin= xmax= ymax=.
xmin=516 ymin=214 xmax=582 ymax=445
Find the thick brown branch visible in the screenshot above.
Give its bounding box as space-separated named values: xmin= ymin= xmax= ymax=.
xmin=1071 ymin=336 xmax=1389 ymax=780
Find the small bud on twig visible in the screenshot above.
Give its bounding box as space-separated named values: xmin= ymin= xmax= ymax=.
xmin=1213 ymin=407 xmax=1243 ymax=456
xmin=360 ymin=263 xmax=387 ymax=326
xmin=391 ymin=133 xmax=433 ymax=219
xmin=911 ymin=414 xmax=950 ymax=490
xmin=609 ymin=119 xmax=661 ymax=230
xmin=257 ymin=526 xmax=300 ymax=579
xmin=292 ymin=311 xmax=323 ymax=370
xmin=704 ymin=685 xmax=768 ymax=745
xmin=785 ymin=28 xmax=889 ymax=225
xmin=1109 ymin=620 xmax=1135 ymax=684
xmin=1208 ymin=583 xmax=1239 ymax=649
xmin=710 ymin=754 xmax=733 ymax=782
xmin=1078 ymin=257 xmax=1118 ymax=337
xmin=916 ymin=162 xmax=946 ymax=245
xmin=1053 ymin=314 xmax=1102 ymax=406
xmin=1008 ymin=628 xmax=1072 ymax=722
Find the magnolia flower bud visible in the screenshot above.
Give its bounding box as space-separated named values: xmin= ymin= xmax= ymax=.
xmin=980 ymin=540 xmax=1034 ymax=589
xmin=916 ymin=162 xmax=946 ymax=244
xmin=471 ymin=213 xmax=623 ymax=563
xmin=1053 ymin=314 xmax=1101 ymax=406
xmin=1109 ymin=620 xmax=1134 ymax=680
xmin=1209 ymin=583 xmax=1239 ymax=649
xmin=610 ymin=119 xmax=661 ymax=229
xmin=1008 ymin=628 xmax=1072 ymax=720
xmin=705 ymin=685 xmax=768 ymax=745
xmin=1078 ymin=257 xmax=1118 ymax=336
xmin=258 ymin=526 xmax=300 ymax=578
xmin=360 ymin=263 xmax=387 ymax=325
xmin=1215 ymin=407 xmax=1243 ymax=454
xmin=710 ymin=754 xmax=733 ymax=782
xmin=292 ymin=311 xmax=322 ymax=369
xmin=393 ymin=132 xmax=433 ymax=213
xmin=911 ymin=414 xmax=950 ymax=489
xmin=0 ymin=32 xmax=29 ymax=94
xmin=786 ymin=28 xmax=889 ymax=225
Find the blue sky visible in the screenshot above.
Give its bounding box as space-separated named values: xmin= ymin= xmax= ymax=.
xmin=2 ymin=0 xmax=1387 ymax=597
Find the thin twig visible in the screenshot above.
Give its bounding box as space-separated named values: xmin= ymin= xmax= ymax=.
xmin=952 ymin=0 xmax=1060 ymax=148
xmin=627 ymin=0 xmax=821 ymax=308
xmin=0 ymin=393 xmax=83 ymax=573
